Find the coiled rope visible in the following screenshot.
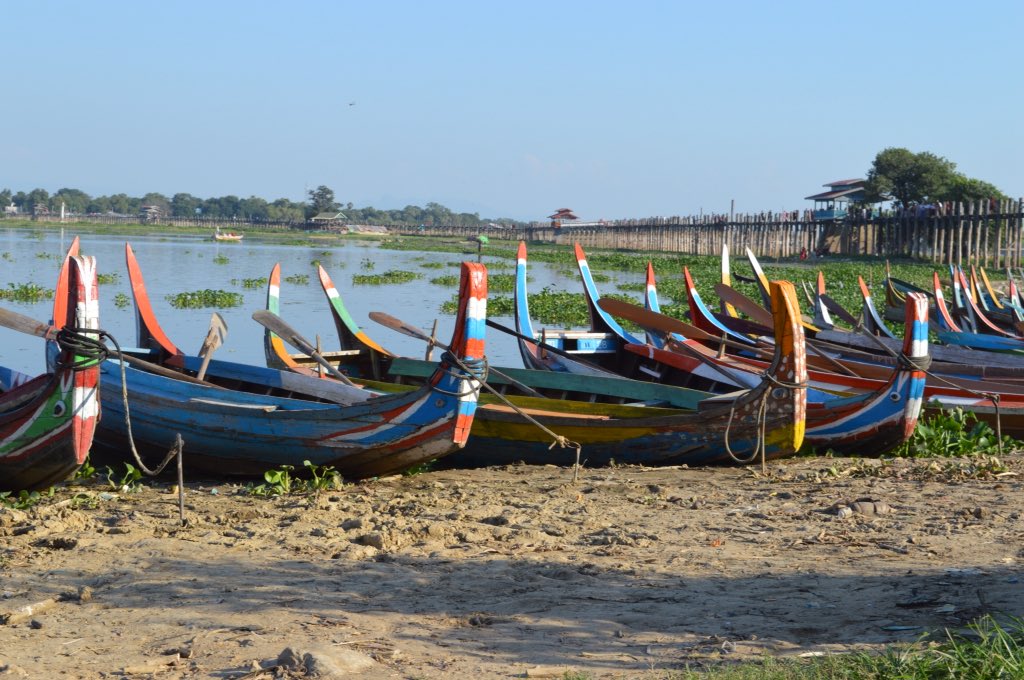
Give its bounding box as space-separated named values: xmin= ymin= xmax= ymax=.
xmin=724 ymin=370 xmax=807 ymax=472
xmin=51 ymin=326 xmax=186 ymax=525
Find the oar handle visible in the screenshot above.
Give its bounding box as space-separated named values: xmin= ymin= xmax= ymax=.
xmin=251 ymin=310 xmax=357 ymax=386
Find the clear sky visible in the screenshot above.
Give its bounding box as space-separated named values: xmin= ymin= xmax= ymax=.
xmin=3 ymin=1 xmax=1021 ymax=221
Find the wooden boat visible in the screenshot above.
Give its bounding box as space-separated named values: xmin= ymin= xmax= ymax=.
xmin=0 ymin=247 xmax=100 ymax=491
xmin=213 ymin=227 xmax=244 ymax=242
xmin=299 ymin=249 xmax=921 ymax=462
xmin=514 ymin=242 xmax=626 ymax=377
xmin=265 ymin=263 xmax=808 ymax=467
xmin=92 ymin=244 xmax=487 ymax=479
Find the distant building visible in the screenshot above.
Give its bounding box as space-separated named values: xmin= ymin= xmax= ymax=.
xmin=139 ymin=205 xmax=162 ymax=221
xmin=548 ymin=208 xmax=578 ymax=229
xmin=805 ymin=179 xmax=868 ymax=221
xmin=311 ymin=211 xmax=346 ymax=225
xmin=2 ymin=203 xmax=16 ymax=216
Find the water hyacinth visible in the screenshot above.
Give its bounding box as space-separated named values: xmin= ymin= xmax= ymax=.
xmin=0 ymin=282 xmax=54 ymax=302
xmin=352 ymin=270 xmax=422 ymax=285
xmin=232 ymin=277 xmax=268 ymax=289
xmin=284 ymin=274 xmax=310 ymax=285
xmin=165 ymin=289 xmax=243 ymax=309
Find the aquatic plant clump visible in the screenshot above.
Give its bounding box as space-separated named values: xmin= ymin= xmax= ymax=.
xmin=284 ymin=274 xmax=310 ymax=285
xmin=165 ymin=289 xmax=243 ymax=309
xmin=352 ymin=270 xmax=423 ymax=286
xmin=232 ymin=277 xmax=268 ymax=289
xmin=0 ymin=282 xmax=55 ymax=303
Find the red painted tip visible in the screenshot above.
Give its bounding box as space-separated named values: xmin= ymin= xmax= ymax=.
xmin=517 ymin=241 xmax=527 ymax=259
xmin=646 ymin=262 xmax=656 ymax=286
xmin=573 ymin=242 xmax=586 ymax=260
xmin=857 ymin=276 xmax=870 ymax=297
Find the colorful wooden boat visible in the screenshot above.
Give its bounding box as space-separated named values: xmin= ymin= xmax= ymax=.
xmin=0 ymin=248 xmax=100 ymax=491
xmin=265 ymin=264 xmax=808 ymax=466
xmin=93 ymin=244 xmax=487 ymax=479
xmin=514 ymin=242 xmax=624 ymax=377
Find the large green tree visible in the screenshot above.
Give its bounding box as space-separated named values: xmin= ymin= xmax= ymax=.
xmin=864 ymin=147 xmax=1005 ymax=207
xmin=307 ymin=185 xmax=338 ymax=217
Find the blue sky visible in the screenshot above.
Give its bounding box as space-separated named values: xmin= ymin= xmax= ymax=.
xmin=3 ymin=1 xmax=1021 ymax=221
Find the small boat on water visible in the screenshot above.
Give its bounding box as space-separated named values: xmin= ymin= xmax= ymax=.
xmin=92 ymin=244 xmax=487 ymax=479
xmin=0 ymin=242 xmax=101 ymax=492
xmin=213 ymin=227 xmax=244 ymax=242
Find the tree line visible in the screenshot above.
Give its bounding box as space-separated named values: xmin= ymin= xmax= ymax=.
xmin=0 ymin=184 xmax=523 ymax=227
xmin=0 ymin=148 xmax=1010 ymax=227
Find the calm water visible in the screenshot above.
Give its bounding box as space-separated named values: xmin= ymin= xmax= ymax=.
xmin=0 ymin=228 xmax=645 ymax=376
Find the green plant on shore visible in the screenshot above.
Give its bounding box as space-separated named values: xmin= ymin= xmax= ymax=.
xmin=106 ymin=463 xmax=144 ymax=493
xmin=246 ymin=464 xmax=295 ymax=496
xmin=895 ymin=406 xmax=1014 ymax=458
xmin=73 ymin=457 xmax=98 ymax=482
xmin=303 ymin=460 xmax=341 ymax=492
xmin=663 ymin=615 xmax=1024 ymax=679
xmin=166 ymin=289 xmax=243 ymax=309
xmin=0 ymin=488 xmax=53 ymax=510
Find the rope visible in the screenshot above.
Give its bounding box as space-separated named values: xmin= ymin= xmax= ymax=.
xmin=98 ymin=331 xmax=186 ymax=477
xmin=854 ymin=325 xmax=1004 ymax=455
xmin=53 ymin=326 xmax=109 ymax=370
xmin=723 ymin=369 xmax=807 ymax=472
xmin=438 ymin=349 xmax=584 ymax=480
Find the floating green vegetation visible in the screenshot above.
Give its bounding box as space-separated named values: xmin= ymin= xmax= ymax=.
xmin=284 ymin=274 xmax=310 ymax=285
xmin=311 ymin=259 xmax=322 ymax=268
xmin=591 ymin=272 xmax=611 ymax=283
xmin=232 ymin=277 xmax=268 ymax=289
xmin=113 ymin=292 xmax=131 ymax=309
xmin=441 ymin=294 xmax=514 ymax=317
xmin=488 ymin=274 xmax=522 ymax=293
xmin=418 ymin=261 xmax=445 ymax=269
xmin=97 ymin=272 xmax=119 ymax=285
xmin=352 ymin=270 xmax=422 ymax=285
xmin=430 ymin=274 xmax=459 ymax=287
xmin=213 ymin=254 xmax=229 ymax=265
xmin=1 ymin=252 xmax=12 ymax=261
xmin=0 ymin=282 xmax=54 ymax=302
xmin=360 ymin=257 xmax=375 ymax=271
xmin=165 ymin=289 xmax=243 ymax=309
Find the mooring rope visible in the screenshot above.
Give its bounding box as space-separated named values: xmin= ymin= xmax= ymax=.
xmin=723 ymin=370 xmax=807 ymax=472
xmin=437 ymin=350 xmax=584 ymax=480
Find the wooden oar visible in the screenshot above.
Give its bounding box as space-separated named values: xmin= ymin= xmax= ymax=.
xmin=819 ymin=293 xmax=861 ymax=327
xmin=195 ymin=313 xmax=227 ymax=381
xmin=713 ymin=283 xmax=775 ymax=327
xmin=368 ymin=312 xmax=548 ymax=399
xmin=597 ymin=298 xmax=774 ymax=358
xmin=0 ymin=306 xmax=224 ymax=388
xmin=0 ymin=307 xmax=59 ymax=341
xmin=251 ymin=310 xmax=357 ymax=387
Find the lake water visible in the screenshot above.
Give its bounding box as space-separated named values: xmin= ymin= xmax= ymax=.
xmin=0 ymin=228 xmax=645 ymax=376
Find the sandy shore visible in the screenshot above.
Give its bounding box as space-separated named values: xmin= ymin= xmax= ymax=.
xmin=1 ymin=454 xmax=1022 ymax=678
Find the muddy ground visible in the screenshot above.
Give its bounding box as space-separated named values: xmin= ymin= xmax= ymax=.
xmin=1 ymin=454 xmax=1022 ymax=679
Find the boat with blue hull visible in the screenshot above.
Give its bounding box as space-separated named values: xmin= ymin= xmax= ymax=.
xmin=93 ymin=244 xmax=487 ymax=479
